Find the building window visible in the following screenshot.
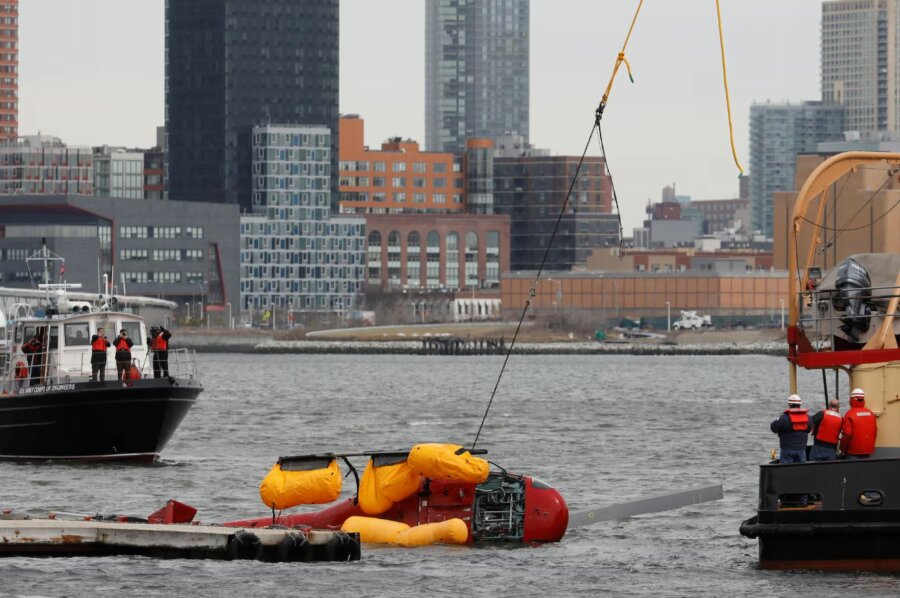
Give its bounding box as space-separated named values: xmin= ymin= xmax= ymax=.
xmin=413 ymin=193 xmax=426 ymax=203
xmin=433 ymin=162 xmax=447 ymax=174
xmin=374 ymin=161 xmax=386 ymax=172
xmin=387 ymin=231 xmax=401 ymax=288
xmin=486 ymin=231 xmax=500 ymax=288
xmin=445 ymin=232 xmax=459 ymax=289
xmin=426 ymin=231 xmax=440 ymax=288
xmin=413 ymin=162 xmax=426 ymax=173
xmin=392 ymin=162 xmax=407 ymax=172
xmin=391 ymin=177 xmax=406 ymax=188
xmin=120 ymin=226 xmax=148 ymax=239
xmin=407 ymin=231 xmax=420 ymax=289
xmin=465 ymin=232 xmax=479 ymax=288
xmin=367 ymin=230 xmax=382 ymax=285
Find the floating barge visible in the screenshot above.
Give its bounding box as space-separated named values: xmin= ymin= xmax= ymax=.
xmin=0 ymin=517 xmax=360 ymax=562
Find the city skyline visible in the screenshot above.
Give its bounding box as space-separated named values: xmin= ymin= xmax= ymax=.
xmin=20 ymin=0 xmax=822 ymax=231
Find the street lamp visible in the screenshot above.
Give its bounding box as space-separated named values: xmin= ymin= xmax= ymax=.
xmin=184 ymin=302 xmax=190 ymax=321
xmin=227 ymin=302 xmax=233 ymax=330
xmin=666 ymin=300 xmax=671 ymax=332
xmin=195 ymin=281 xmax=206 ymax=329
xmin=780 ymin=298 xmax=785 ymax=331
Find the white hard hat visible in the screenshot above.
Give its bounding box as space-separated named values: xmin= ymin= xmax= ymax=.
xmin=851 ymin=388 xmax=865 ymax=399
xmin=788 ymin=394 xmax=802 ymax=405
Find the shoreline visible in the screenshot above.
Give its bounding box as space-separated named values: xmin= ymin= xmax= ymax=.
xmin=173 ymin=334 xmax=786 ymax=356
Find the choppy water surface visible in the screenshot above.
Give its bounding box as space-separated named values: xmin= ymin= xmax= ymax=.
xmin=2 ymin=354 xmax=899 ymax=596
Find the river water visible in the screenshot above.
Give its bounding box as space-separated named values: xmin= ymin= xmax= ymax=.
xmin=2 ymin=353 xmax=899 ymax=597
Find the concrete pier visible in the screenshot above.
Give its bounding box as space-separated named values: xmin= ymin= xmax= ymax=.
xmin=0 ymin=518 xmax=360 ymax=562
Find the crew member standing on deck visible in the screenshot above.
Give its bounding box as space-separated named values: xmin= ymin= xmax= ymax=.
xmin=22 ymin=334 xmax=44 ymax=385
xmin=809 ymin=399 xmax=843 ymax=461
xmin=147 ymin=325 xmax=172 ymax=379
xmin=114 ymin=328 xmax=134 ymax=383
xmin=840 ymin=388 xmax=877 ymax=459
xmin=90 ymin=327 xmax=111 ymax=382
xmin=770 ymin=394 xmax=810 ymax=463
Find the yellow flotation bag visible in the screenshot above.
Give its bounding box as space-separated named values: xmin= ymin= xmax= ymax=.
xmin=259 ymin=457 xmax=342 ymax=510
xmin=407 ymin=444 xmax=490 ymax=484
xmin=358 ymin=459 xmax=422 ymax=515
xmin=341 ymin=516 xmax=469 ymax=547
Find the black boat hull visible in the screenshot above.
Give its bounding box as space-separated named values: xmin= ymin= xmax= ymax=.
xmin=0 ymin=379 xmax=201 ymax=461
xmin=741 ymin=457 xmax=900 ymax=570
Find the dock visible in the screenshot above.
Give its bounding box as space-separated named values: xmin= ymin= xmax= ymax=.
xmin=0 ymin=518 xmax=361 ymax=562
xmin=420 ymin=336 xmax=506 ymax=355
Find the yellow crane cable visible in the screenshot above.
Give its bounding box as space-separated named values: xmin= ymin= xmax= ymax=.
xmin=715 ymin=0 xmax=744 ymax=176
xmin=597 ymin=0 xmax=644 ymax=118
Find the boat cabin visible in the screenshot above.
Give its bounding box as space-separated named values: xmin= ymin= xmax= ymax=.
xmin=2 ymin=307 xmax=150 ymax=391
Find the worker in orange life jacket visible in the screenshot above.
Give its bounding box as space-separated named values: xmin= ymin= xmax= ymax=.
xmin=809 ymin=399 xmax=842 ymax=461
xmin=21 ymin=334 xmax=44 ymax=385
xmin=770 ymin=394 xmax=811 ymax=464
xmin=840 ymin=388 xmax=877 ymax=459
xmin=147 ymin=325 xmax=172 ymax=379
xmin=90 ymin=327 xmax=111 ymax=382
xmin=114 ymin=329 xmax=134 ymax=383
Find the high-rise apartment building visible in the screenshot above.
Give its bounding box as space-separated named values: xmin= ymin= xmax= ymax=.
xmin=93 ymin=147 xmax=145 ymax=199
xmin=338 ymin=116 xmax=465 ymax=214
xmin=749 ymin=101 xmax=845 ymax=237
xmin=0 ymin=135 xmax=93 ymax=196
xmin=822 ymin=0 xmax=899 ymax=132
xmin=425 ymin=0 xmax=529 ymax=153
xmin=493 ymin=155 xmax=617 ymax=271
xmin=165 ymin=0 xmax=339 ymax=211
xmin=241 ymin=125 xmax=365 ymax=315
xmin=0 ymin=1 xmax=16 ymax=141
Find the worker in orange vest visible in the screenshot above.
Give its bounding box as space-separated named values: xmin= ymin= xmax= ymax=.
xmin=90 ymin=327 xmax=111 ymax=382
xmin=840 ymin=388 xmax=877 ymax=458
xmin=809 ymin=399 xmax=842 ymax=461
xmin=147 ymin=325 xmax=172 ymax=379
xmin=114 ymin=329 xmax=134 ymax=383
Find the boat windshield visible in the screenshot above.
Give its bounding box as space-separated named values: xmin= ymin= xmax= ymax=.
xmin=64 ymin=322 xmax=90 ymax=347
xmin=121 ymin=321 xmax=142 ymax=346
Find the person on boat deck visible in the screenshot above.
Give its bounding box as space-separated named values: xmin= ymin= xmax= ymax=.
xmin=147 ymin=325 xmax=172 ymax=379
xmin=809 ymin=399 xmax=843 ymax=461
xmin=90 ymin=327 xmax=111 ymax=382
xmin=114 ymin=329 xmax=134 ymax=382
xmin=840 ymin=388 xmax=877 ymax=459
xmin=770 ymin=394 xmax=810 ymax=463
xmin=21 ymin=334 xmax=44 ymax=385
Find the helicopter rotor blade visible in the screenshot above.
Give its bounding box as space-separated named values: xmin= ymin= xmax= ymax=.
xmin=567 ymin=484 xmax=723 ymax=528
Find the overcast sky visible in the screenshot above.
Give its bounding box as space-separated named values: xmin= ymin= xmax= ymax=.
xmin=20 ymin=1 xmax=822 ymax=230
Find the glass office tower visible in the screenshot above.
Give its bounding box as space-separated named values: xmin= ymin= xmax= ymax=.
xmin=165 ymin=0 xmax=339 ymax=211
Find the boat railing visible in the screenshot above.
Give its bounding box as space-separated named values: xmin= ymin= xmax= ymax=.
xmin=0 ymin=346 xmax=200 ymax=395
xmin=798 ymin=284 xmax=900 ymax=349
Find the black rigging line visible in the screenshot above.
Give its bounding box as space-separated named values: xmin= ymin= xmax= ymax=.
xmin=597 ymin=122 xmax=626 ymax=255
xmin=800 ymin=168 xmax=900 ymax=235
xmin=471 ymin=121 xmax=601 ymax=450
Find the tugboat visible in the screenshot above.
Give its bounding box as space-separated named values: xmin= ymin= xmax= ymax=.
xmin=740 ymin=152 xmax=900 ymax=570
xmin=0 ymin=245 xmax=202 ymax=461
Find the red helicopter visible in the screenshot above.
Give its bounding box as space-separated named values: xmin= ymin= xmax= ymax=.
xmin=223 ymin=449 xmax=569 ymax=545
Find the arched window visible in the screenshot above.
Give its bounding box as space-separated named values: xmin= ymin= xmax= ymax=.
xmin=446 ymin=232 xmax=459 ymax=289
xmin=407 ymin=231 xmax=421 ymax=289
xmin=387 ymin=231 xmax=401 ymax=288
xmin=367 ymin=230 xmax=382 ymax=285
xmin=426 ymin=231 xmax=440 ymax=288
xmin=486 ymin=231 xmax=500 ymax=288
xmin=465 ymin=231 xmax=479 ymax=288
